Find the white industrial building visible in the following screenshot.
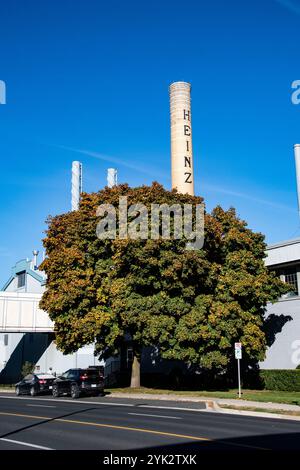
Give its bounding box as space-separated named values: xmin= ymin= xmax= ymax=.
xmin=0 ymin=253 xmax=104 ymax=383
xmin=262 ymin=238 xmax=300 ymax=369
xmin=261 ymin=145 xmax=300 ymax=369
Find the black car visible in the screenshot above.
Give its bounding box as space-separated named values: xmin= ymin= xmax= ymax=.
xmin=15 ymin=373 xmax=55 ymax=396
xmin=52 ymin=368 xmax=104 ymax=399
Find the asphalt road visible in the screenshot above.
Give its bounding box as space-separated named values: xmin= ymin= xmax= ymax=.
xmin=0 ymin=393 xmax=299 ymax=453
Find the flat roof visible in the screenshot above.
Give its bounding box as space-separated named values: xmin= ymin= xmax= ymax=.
xmin=265 ymin=238 xmax=300 ymax=266
xmin=267 ymin=238 xmax=300 ymax=251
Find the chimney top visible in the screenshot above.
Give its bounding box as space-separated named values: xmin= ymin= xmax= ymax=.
xmin=32 ymin=250 xmax=39 ymax=270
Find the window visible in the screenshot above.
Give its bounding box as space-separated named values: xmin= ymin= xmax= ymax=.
xmin=273 ymin=266 xmax=300 ymax=298
xmin=61 ymin=370 xmax=71 ymax=379
xmin=283 ymin=269 xmax=298 ymax=296
xmin=68 ymin=370 xmax=79 ymax=379
xmin=17 ymin=271 xmax=26 ymax=288
xmin=4 ymin=334 xmax=8 ymax=346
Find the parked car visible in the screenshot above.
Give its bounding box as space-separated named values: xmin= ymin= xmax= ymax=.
xmin=15 ymin=373 xmax=55 ymax=396
xmin=52 ymin=368 xmax=104 ymax=399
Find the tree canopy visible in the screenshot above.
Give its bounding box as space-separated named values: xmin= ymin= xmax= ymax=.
xmin=40 ymin=183 xmax=287 ymax=386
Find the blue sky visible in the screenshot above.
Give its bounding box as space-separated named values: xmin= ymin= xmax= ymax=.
xmin=0 ymin=0 xmax=299 ymax=286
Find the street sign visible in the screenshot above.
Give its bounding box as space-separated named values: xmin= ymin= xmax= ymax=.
xmin=234 ymin=342 xmax=242 ymax=398
xmin=235 ymin=342 xmax=242 ymax=360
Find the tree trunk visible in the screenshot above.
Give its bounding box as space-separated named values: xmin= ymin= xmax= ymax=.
xmin=130 ymin=354 xmax=141 ymax=388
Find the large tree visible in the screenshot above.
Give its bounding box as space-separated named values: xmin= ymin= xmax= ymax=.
xmin=40 ymin=183 xmax=287 ymax=387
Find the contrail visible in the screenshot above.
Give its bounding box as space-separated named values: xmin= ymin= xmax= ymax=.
xmin=58 ymin=145 xmax=169 ymax=180
xmin=202 ymin=182 xmax=296 ymax=213
xmin=274 ymin=0 xmax=300 ymax=16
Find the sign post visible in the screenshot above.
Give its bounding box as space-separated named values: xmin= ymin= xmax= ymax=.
xmin=234 ymin=342 xmax=242 ymax=398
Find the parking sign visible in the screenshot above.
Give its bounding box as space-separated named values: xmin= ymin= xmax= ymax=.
xmin=235 ymin=342 xmax=242 ymax=360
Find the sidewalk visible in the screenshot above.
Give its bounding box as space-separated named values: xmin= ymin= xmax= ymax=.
xmin=213 ymin=397 xmax=300 ymax=412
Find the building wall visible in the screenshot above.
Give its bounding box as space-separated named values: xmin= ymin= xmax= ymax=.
xmin=4 ymin=274 xmax=45 ymax=294
xmin=0 ymin=332 xmax=51 ymax=383
xmin=0 ymin=332 xmax=23 ymax=373
xmin=265 ymin=239 xmax=300 ymax=267
xmin=27 ymin=276 xmax=46 ymax=294
xmin=0 ymin=331 xmax=104 ymax=383
xmin=5 ymin=277 xmax=23 ymax=293
xmin=261 ymin=298 xmax=300 ymax=369
xmin=261 ymin=238 xmax=300 ymax=370
xmin=33 ymin=342 xmax=103 ymax=377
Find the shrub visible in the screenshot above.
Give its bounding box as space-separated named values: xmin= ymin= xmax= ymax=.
xmin=260 ymin=369 xmax=300 ymax=392
xmin=21 ymin=361 xmax=35 ymax=378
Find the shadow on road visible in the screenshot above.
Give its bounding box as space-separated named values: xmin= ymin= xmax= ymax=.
xmin=132 ymin=431 xmax=300 ymax=451
xmin=0 ymin=406 xmax=99 ymax=440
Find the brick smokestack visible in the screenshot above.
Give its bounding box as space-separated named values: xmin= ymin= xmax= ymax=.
xmin=169 ymin=81 xmax=194 ymax=195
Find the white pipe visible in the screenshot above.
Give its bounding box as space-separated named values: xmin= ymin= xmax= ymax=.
xmin=71 ymin=161 xmax=82 ymax=211
xmin=294 ymin=144 xmax=300 ymax=218
xmin=107 ymin=168 xmax=117 ymax=188
xmin=32 ymin=250 xmax=39 ymax=270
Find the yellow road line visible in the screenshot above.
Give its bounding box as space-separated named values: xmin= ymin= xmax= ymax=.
xmin=0 ymin=411 xmax=210 ymax=442
xmin=0 ymin=411 xmax=269 ymax=450
xmin=0 ymin=411 xmax=49 ymax=420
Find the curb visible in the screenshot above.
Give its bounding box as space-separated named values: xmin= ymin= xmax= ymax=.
xmin=213 ymin=401 xmax=300 ymax=421
xmin=109 ymin=393 xmax=300 ymax=420
xmin=109 ymin=392 xmax=208 ymax=403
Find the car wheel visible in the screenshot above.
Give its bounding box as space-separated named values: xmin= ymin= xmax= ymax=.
xmin=52 ymin=385 xmax=60 ymax=398
xmin=15 ymin=386 xmax=20 ymax=396
xmin=30 ymin=387 xmax=37 ymax=397
xmin=71 ymin=384 xmax=80 ymax=399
